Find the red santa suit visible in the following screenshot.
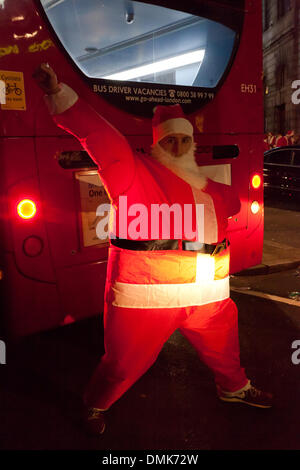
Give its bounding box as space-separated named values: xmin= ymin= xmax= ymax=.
xmin=268 ymin=134 xmax=276 ymax=149
xmin=286 ymin=130 xmax=295 ymax=145
xmin=45 ymin=85 xmax=249 ymax=410
xmin=276 ymin=135 xmax=288 ymax=147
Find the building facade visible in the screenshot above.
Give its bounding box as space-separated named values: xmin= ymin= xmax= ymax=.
xmin=263 ymin=0 xmax=300 ymax=137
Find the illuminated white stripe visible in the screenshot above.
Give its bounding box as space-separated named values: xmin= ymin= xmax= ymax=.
xmin=111 ymin=277 xmax=229 ymax=309
xmin=104 ymin=49 xmax=205 ymax=81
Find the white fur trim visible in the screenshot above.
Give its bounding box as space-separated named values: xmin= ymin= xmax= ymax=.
xmin=153 ymin=117 xmax=193 ymax=144
xmin=111 ymin=276 xmax=230 ymax=309
xmin=43 ymin=83 xmax=78 ymax=115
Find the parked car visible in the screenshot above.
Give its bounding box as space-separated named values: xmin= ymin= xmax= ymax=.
xmin=264 ymin=146 xmax=300 ymax=200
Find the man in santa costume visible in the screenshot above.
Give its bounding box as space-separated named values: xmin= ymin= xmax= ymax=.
xmin=33 ymin=63 xmax=272 ymax=435
xmin=268 ymin=132 xmax=276 ymax=149
xmin=263 ymin=134 xmax=270 ymax=152
xmin=286 ymin=130 xmax=295 ymax=146
xmin=275 ymin=133 xmax=288 ymax=147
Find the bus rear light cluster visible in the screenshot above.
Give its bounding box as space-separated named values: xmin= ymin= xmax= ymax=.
xmin=17 ymin=199 xmax=37 ymax=219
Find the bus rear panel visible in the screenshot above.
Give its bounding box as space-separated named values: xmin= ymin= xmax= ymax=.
xmin=0 ymin=0 xmax=263 ymax=337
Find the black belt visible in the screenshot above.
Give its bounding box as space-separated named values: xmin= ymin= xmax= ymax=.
xmin=110 ymin=238 xmax=229 ymax=256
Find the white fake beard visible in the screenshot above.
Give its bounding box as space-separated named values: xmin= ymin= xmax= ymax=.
xmin=151 ymin=142 xmax=207 ymax=190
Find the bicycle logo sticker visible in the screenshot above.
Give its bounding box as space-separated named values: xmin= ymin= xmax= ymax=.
xmin=0 ymin=70 xmax=26 ymax=110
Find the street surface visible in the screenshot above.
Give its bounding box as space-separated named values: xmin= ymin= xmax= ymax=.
xmin=0 ymin=199 xmax=299 ymax=451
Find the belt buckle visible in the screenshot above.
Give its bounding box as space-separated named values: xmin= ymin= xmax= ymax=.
xmin=211 ymin=239 xmax=227 ymax=256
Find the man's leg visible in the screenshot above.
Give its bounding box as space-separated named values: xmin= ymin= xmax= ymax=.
xmin=179 ymin=298 xmax=272 ymax=408
xmin=179 ymin=298 xmax=248 ymax=392
xmin=84 ymin=303 xmax=186 ymax=410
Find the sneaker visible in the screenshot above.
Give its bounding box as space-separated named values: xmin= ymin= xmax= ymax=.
xmin=84 ymin=407 xmax=106 ymax=435
xmin=217 ymin=384 xmax=273 ymax=409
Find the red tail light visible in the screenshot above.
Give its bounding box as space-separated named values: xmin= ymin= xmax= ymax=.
xmin=17 ymin=199 xmax=37 ymax=219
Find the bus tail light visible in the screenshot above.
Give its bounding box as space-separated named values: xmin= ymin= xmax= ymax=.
xmin=251 ymin=201 xmax=260 ymax=214
xmin=251 ymin=174 xmax=262 ymax=189
xmin=17 ymin=199 xmax=37 ymax=219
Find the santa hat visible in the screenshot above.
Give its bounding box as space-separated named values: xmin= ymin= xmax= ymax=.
xmin=286 ymin=130 xmax=294 ymax=136
xmin=152 ymin=104 xmax=193 ymax=145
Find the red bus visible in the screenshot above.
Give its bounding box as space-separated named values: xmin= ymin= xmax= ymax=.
xmin=0 ymin=0 xmax=263 ymax=338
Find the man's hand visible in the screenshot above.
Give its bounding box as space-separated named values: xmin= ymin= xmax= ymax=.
xmin=32 ymin=63 xmax=61 ymax=95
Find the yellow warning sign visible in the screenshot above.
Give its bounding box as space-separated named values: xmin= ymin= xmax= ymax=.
xmin=0 ymin=70 xmax=26 ymax=110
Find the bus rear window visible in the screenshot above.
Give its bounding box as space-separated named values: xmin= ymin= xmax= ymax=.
xmin=41 ymin=0 xmax=237 ymax=88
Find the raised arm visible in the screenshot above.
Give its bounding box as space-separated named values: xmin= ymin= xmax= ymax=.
xmin=33 ymin=63 xmax=135 ymax=200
